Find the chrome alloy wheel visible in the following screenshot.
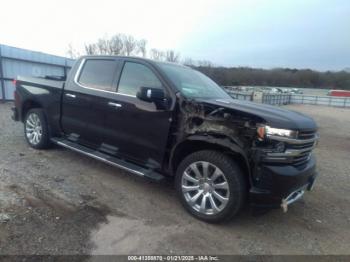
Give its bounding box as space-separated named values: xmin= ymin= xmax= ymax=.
xmin=181 ymin=161 xmax=230 ymax=215
xmin=25 ymin=113 xmax=42 ymax=145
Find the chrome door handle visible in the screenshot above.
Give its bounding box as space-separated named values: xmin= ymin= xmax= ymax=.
xmin=65 ymin=93 xmax=76 ymax=98
xmin=108 ymin=102 xmax=122 ymax=108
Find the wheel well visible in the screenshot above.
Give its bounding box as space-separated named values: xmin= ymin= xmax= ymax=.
xmin=171 ymin=140 xmax=251 ymax=186
xmin=21 ymin=100 xmax=42 ymax=121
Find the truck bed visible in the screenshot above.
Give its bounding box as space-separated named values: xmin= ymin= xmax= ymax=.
xmin=16 ymin=76 xmax=64 ymax=90
xmin=13 ymin=76 xmax=65 ymax=133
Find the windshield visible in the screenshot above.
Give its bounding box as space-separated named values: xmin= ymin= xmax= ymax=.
xmin=158 ymin=63 xmax=232 ymax=100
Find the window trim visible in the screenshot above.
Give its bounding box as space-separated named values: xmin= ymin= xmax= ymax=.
xmin=116 ymin=61 xmax=164 ymax=98
xmin=74 ymin=58 xmax=120 ymax=95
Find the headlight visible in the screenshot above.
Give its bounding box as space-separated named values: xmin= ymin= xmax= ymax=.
xmin=257 ymin=125 xmax=298 ymax=140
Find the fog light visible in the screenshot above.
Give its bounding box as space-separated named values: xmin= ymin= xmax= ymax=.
xmin=275 ymin=142 xmax=285 ymax=152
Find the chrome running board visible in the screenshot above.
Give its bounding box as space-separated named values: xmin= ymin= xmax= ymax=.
xmin=51 ymin=137 xmax=164 ymax=181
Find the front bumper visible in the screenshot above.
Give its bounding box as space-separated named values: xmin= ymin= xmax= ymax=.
xmin=249 ymin=155 xmax=318 ymax=209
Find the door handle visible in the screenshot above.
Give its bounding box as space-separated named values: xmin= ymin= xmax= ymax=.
xmin=65 ymin=93 xmax=76 ymax=98
xmin=108 ymin=102 xmax=122 ymax=108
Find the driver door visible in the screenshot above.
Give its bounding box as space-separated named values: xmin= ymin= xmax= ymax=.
xmin=102 ymin=60 xmax=173 ymax=169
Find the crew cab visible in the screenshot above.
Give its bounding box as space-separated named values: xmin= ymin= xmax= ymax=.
xmin=12 ymin=56 xmax=319 ymax=222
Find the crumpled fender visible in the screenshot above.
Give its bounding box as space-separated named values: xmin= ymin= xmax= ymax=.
xmin=169 ymin=134 xmax=252 ymax=184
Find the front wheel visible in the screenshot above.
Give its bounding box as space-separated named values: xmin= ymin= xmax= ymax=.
xmin=175 ymin=150 xmax=246 ymax=223
xmin=24 ymin=109 xmax=51 ymax=149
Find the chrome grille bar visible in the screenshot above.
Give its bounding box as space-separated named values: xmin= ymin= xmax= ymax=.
xmin=263 ymin=130 xmax=319 ymax=166
xmin=268 ymin=133 xmax=319 ymax=144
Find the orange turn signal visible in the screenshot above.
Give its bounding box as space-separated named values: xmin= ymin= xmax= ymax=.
xmin=257 ymin=126 xmax=266 ymax=140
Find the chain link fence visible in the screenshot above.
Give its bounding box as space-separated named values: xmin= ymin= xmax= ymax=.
xmin=224 ymin=88 xmax=350 ymax=108
xmin=290 ymin=94 xmax=350 ymax=107
xmin=225 ymin=90 xmax=254 ymax=101
xmin=261 ymin=93 xmax=292 ymax=105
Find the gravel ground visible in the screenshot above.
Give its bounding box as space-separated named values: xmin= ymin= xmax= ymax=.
xmin=0 ymin=102 xmax=349 ymax=256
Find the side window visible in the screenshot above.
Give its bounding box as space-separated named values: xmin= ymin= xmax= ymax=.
xmin=118 ymin=62 xmax=162 ymax=96
xmin=78 ymin=59 xmax=117 ymax=92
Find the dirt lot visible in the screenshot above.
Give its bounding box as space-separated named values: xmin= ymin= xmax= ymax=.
xmin=0 ymin=102 xmax=349 ymax=256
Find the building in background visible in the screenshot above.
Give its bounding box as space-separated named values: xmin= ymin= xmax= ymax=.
xmin=0 ymin=44 xmax=74 ymax=101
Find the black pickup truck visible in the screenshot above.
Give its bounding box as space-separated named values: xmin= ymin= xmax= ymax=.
xmin=12 ymin=56 xmax=319 ymax=222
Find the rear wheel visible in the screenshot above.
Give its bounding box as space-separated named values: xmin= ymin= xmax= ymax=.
xmin=175 ymin=150 xmax=246 ymax=223
xmin=24 ymin=109 xmax=51 ymax=149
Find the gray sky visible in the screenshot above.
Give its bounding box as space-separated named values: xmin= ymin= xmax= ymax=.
xmin=1 ymin=0 xmax=349 ymax=71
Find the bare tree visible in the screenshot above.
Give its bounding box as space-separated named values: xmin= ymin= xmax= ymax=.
xmin=74 ymin=35 xmax=184 ymax=65
xmin=123 ymin=35 xmax=137 ymax=56
xmin=150 ymin=49 xmax=165 ymax=61
xmin=183 ymin=57 xmax=196 ymax=67
xmin=83 ymin=35 xmax=125 ymax=56
xmin=84 ymin=43 xmax=97 ymax=55
xmin=66 ymin=43 xmax=80 ymax=59
xmin=165 ymin=50 xmax=180 ymax=63
xmin=109 ymin=34 xmax=124 ymax=55
xmin=137 ymin=39 xmax=147 ymax=57
xmin=96 ymin=38 xmax=109 ymax=54
xmin=197 ymin=60 xmax=213 ymax=67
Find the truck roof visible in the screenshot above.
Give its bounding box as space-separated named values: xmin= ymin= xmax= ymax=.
xmin=78 ymin=55 xmax=188 ymax=68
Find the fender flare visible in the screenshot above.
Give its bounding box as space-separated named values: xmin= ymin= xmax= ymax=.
xmin=21 ymin=98 xmax=43 ymax=121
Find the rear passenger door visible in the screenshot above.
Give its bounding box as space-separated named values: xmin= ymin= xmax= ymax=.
xmin=61 ymin=58 xmax=121 ymax=147
xmin=102 ymin=60 xmax=173 ymax=169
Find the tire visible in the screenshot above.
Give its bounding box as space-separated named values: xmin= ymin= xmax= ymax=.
xmin=175 ymin=150 xmax=246 ymax=223
xmin=24 ymin=108 xmax=51 ymax=149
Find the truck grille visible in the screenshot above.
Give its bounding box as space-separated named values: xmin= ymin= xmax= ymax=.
xmin=288 ymin=141 xmax=315 ymax=150
xmin=298 ymin=130 xmax=317 ymax=140
xmin=292 ymin=150 xmax=312 ymax=167
xmin=292 ymin=130 xmax=317 ymax=167
xmin=264 ymin=129 xmax=318 ymax=168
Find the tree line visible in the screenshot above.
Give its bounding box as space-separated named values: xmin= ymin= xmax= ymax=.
xmin=194 ymin=67 xmax=350 ymax=90
xmin=67 ymin=34 xmax=350 ymax=90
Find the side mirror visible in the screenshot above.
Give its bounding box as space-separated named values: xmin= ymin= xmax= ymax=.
xmin=136 ymin=87 xmax=165 ymax=103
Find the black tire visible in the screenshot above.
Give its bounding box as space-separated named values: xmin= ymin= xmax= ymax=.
xmin=24 ymin=108 xmax=51 ymax=149
xmin=175 ymin=150 xmax=246 ymax=223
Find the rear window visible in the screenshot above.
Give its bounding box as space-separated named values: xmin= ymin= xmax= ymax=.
xmin=78 ymin=59 xmax=117 ymax=92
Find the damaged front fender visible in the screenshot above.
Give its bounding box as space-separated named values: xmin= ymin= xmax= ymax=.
xmin=168 ymin=95 xmax=263 ymax=185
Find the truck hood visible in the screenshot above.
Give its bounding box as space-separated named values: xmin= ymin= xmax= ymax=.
xmin=198 ymin=98 xmax=317 ymax=131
